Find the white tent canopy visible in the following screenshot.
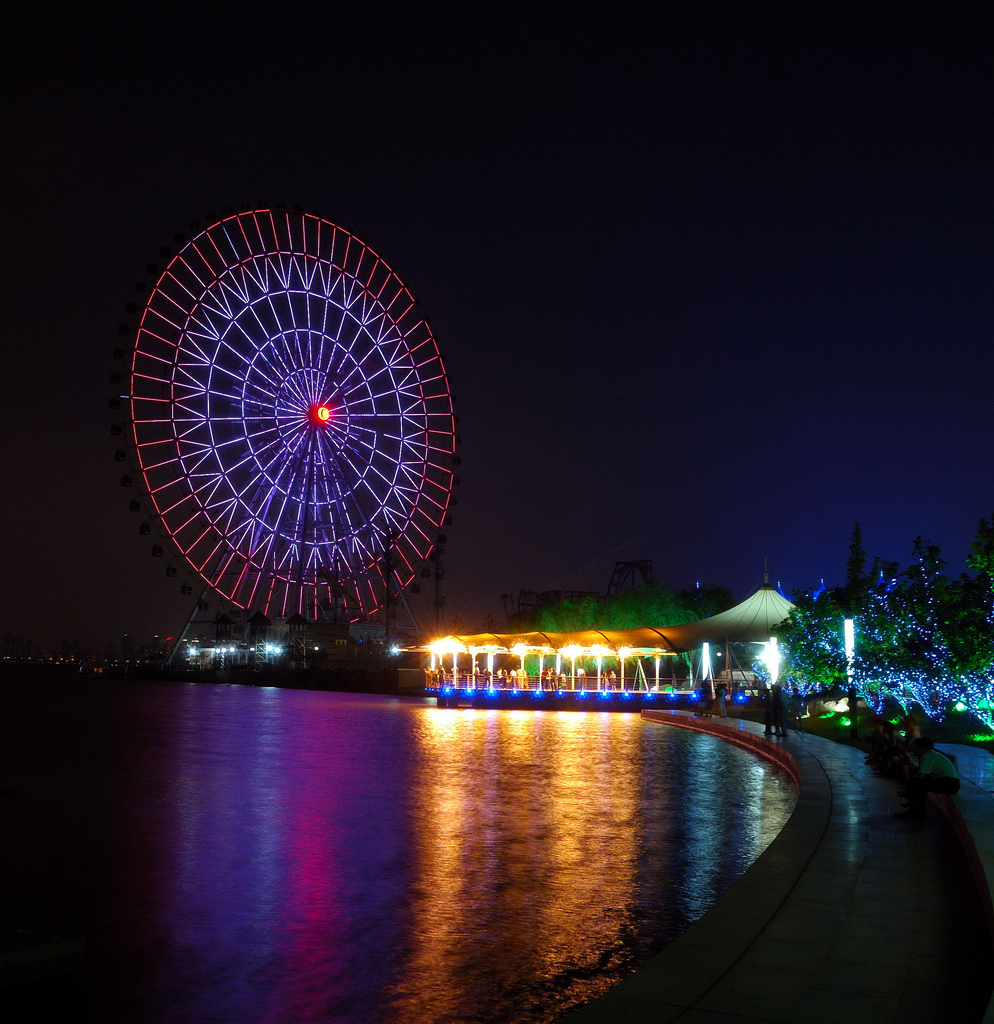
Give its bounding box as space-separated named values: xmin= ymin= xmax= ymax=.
xmin=656 ymin=584 xmax=795 ymax=651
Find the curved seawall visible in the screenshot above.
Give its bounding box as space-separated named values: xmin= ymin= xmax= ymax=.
xmin=562 ymin=710 xmax=994 ymax=1023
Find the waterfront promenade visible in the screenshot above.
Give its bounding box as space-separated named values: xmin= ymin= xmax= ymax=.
xmin=563 ymin=710 xmax=994 ymax=1024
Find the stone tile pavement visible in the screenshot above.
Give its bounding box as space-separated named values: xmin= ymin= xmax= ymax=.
xmin=560 ymin=712 xmax=994 ymax=1024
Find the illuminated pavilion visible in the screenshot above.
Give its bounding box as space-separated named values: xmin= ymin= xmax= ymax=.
xmin=409 ymin=583 xmax=795 ymax=692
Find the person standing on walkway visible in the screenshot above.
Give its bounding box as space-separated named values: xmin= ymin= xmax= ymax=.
xmin=771 ymin=682 xmax=788 ymax=737
xmin=715 ymin=680 xmax=728 ymax=718
xmin=790 ymin=685 xmax=805 ymax=732
xmin=896 ymin=738 xmax=960 ymax=818
xmin=847 ymin=681 xmax=860 ymax=740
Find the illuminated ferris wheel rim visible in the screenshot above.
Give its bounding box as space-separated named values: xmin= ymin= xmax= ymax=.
xmin=124 ymin=207 xmax=456 ymax=621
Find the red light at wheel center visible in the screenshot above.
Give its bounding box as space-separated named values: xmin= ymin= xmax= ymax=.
xmin=309 ymin=404 xmax=332 ymax=425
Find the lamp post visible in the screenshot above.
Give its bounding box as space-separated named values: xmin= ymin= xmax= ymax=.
xmin=513 ymin=643 xmax=527 ymax=688
xmin=701 ymin=642 xmax=713 ymax=705
xmin=619 ymin=648 xmax=631 ymax=691
xmin=844 ymin=618 xmax=858 ymax=739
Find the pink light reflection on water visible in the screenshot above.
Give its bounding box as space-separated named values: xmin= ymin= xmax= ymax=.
xmin=0 ymin=683 xmax=795 ymax=1024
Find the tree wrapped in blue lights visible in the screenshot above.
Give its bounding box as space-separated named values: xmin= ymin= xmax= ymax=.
xmin=775 ymin=520 xmax=994 ymax=730
xmin=851 ymin=539 xmax=952 ymax=716
xmin=956 ymin=515 xmax=994 ymax=728
xmin=773 ymin=588 xmax=847 ymax=693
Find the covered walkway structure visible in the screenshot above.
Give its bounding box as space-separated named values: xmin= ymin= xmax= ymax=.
xmin=408 ymin=584 xmax=795 ymax=694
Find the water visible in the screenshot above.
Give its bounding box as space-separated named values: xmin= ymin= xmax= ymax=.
xmin=0 ymin=681 xmax=795 ymax=1022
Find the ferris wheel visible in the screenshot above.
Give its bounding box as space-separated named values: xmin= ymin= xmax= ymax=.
xmin=114 ymin=206 xmax=456 ymax=624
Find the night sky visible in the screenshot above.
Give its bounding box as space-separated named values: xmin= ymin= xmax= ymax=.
xmin=3 ymin=5 xmax=993 ymax=651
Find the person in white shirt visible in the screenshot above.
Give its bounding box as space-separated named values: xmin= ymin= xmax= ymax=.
xmin=896 ymin=737 xmax=960 ymax=818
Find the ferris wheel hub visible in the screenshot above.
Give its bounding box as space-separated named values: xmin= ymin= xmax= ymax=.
xmin=308 ymin=403 xmax=333 ymax=426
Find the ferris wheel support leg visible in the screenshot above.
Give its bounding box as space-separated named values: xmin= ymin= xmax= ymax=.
xmin=397 ymin=587 xmax=423 ymax=637
xmin=167 ymin=587 xmax=209 ymax=667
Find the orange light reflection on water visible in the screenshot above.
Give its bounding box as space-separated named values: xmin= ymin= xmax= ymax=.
xmin=383 ymin=709 xmax=653 ymax=1023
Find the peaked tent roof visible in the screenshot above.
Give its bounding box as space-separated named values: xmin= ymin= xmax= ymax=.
xmin=414 ymin=627 xmax=680 ymax=655
xmin=654 ymin=585 xmax=795 ymax=650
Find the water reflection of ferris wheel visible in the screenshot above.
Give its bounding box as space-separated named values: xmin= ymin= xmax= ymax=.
xmin=118 ymin=207 xmax=456 ymax=625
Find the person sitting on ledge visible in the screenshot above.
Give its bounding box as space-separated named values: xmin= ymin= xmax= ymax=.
xmin=895 ymin=737 xmax=960 ymax=818
xmin=865 ymin=721 xmax=898 ymax=771
xmin=882 ymin=713 xmax=922 ymax=780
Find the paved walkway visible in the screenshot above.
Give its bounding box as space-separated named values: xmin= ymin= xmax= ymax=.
xmin=562 ymin=712 xmax=994 ymax=1024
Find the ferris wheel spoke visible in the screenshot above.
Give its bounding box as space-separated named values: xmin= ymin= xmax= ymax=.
xmin=348 ymin=360 xmax=406 ymax=398
xmin=342 ymin=359 xmax=405 ymax=398
xmin=239 ymin=476 xmax=300 ymax=548
xmin=365 ymin=459 xmax=403 ymax=500
xmin=177 ymin=465 xmax=227 ymax=504
xmin=257 ymin=478 xmax=300 ymax=545
xmin=218 ymin=271 xmax=255 ymax=311
xmin=192 ymin=301 xmax=233 ymax=344
xmin=168 ymin=251 xmax=211 ymax=297
xmin=396 ymin=466 xmax=429 ymax=501
xmin=193 ymin=228 xmax=232 ymax=277
xmin=250 ymin=345 xmax=295 ymax=402
xmin=179 ymin=521 xmax=217 ymax=561
xmin=175 ymin=340 xmax=218 ymax=380
xmin=143 ymin=295 xmax=191 ymax=338
xmin=205 ymin=543 xmax=238 ymax=586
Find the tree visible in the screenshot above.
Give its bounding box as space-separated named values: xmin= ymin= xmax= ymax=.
xmin=777 ymin=522 xmax=994 ymax=730
xmin=957 ymin=515 xmax=994 ymax=727
xmin=774 ymin=589 xmax=847 ymax=692
xmin=842 ymin=540 xmax=954 ymax=713
xmin=845 ymin=522 xmax=867 ymax=600
xmin=967 ymin=513 xmax=994 ymax=583
xmin=523 ymin=581 xmax=731 ymax=633
xmin=676 ymin=583 xmax=735 ymax=619
xmin=537 ymin=594 xmax=600 ymax=632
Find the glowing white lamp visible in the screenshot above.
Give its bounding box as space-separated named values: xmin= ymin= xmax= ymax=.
xmin=761 ymin=637 xmax=780 ymax=685
xmin=844 ymin=618 xmax=856 ymax=701
xmin=619 ymin=647 xmax=632 ymax=691
xmin=561 ymin=645 xmax=581 ymax=689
